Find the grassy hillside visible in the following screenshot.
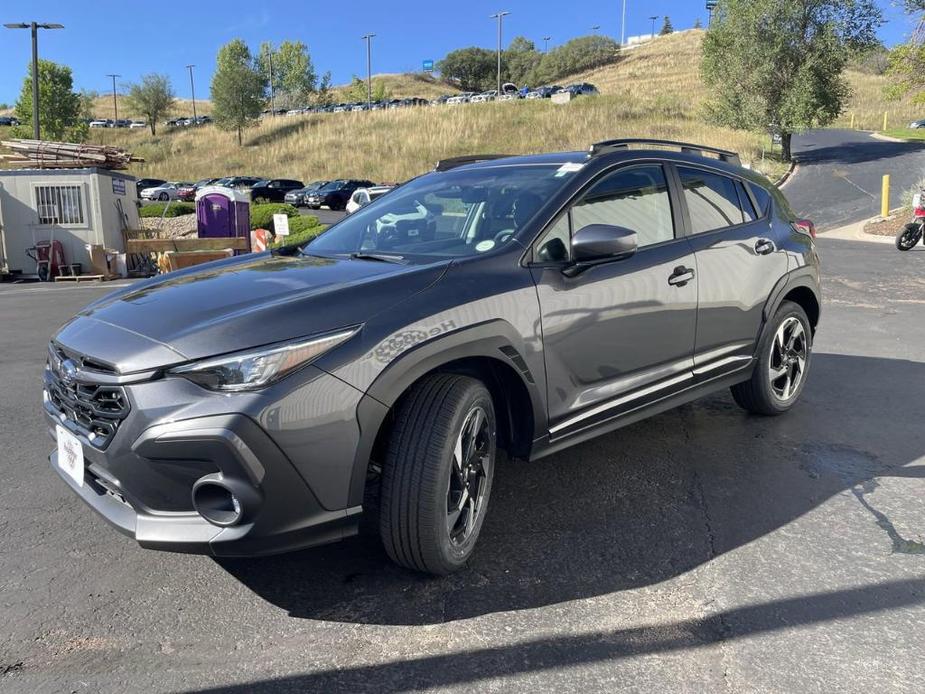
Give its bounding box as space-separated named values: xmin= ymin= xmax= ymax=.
xmin=90 ymin=96 xmax=210 ymax=121
xmin=331 ymin=72 xmax=458 ymax=101
xmin=11 ymin=30 xmax=918 ymax=182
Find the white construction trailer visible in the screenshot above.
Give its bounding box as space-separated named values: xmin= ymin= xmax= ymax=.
xmin=0 ymin=167 xmax=138 ymax=278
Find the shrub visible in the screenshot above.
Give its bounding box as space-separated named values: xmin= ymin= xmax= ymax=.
xmin=270 ymin=221 xmax=327 ymax=248
xmin=250 ymin=203 xmax=298 ymax=231
xmin=139 ymin=201 xmax=195 ymax=217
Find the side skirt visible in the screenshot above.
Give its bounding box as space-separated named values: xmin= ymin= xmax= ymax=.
xmin=528 ymin=365 xmax=753 ymax=462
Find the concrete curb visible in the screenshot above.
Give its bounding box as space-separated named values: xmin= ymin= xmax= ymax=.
xmin=869 ymin=132 xmax=907 ymax=144
xmin=775 ymin=161 xmax=798 ymax=188
xmin=819 ymin=217 xmax=897 ymax=244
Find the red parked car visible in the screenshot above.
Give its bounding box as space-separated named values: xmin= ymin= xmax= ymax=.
xmin=178 ymin=178 xmax=218 ymax=202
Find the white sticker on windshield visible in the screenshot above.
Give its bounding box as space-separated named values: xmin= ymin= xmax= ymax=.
xmin=475 ymin=240 xmax=495 ymax=253
xmin=555 ymin=162 xmax=585 ymax=177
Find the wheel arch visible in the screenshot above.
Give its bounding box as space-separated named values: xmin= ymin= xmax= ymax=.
xmin=763 ymin=269 xmax=821 ymax=335
xmin=347 ymin=321 xmax=545 ymax=508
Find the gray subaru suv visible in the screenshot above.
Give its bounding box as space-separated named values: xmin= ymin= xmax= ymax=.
xmin=45 ymin=139 xmax=820 ymax=575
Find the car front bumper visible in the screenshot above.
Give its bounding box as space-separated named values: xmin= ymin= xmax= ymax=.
xmin=44 ymin=360 xmax=384 ymax=557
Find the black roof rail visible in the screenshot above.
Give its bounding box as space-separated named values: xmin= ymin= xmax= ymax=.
xmin=589 ymin=138 xmax=741 ymax=166
xmin=434 ymin=154 xmax=513 ymax=172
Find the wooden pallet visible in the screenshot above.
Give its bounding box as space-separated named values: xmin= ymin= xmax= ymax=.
xmin=53 ymin=274 xmax=115 ymax=283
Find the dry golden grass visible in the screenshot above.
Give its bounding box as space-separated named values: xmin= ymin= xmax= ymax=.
xmin=20 ymin=31 xmax=880 ymax=181
xmin=91 ymin=96 xmax=210 ymax=120
xmin=838 ymin=70 xmax=923 ymax=131
xmin=331 ymin=72 xmax=458 ymax=101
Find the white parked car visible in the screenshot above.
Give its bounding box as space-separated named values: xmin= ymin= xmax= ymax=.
xmin=446 ymin=92 xmax=476 ymax=105
xmin=89 ymin=119 xmax=110 ymax=128
xmin=140 ymin=182 xmax=181 ymax=201
xmin=470 ymin=90 xmax=498 ymax=104
xmin=346 ymin=185 xmax=395 ymax=215
xmin=129 ymin=120 xmax=147 ymax=129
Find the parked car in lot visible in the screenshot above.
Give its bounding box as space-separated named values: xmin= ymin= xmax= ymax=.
xmin=134 ymin=177 xmax=167 ymax=197
xmin=140 ymin=182 xmax=191 ymax=201
xmin=470 ymin=90 xmax=498 ymax=103
xmin=44 ymin=139 xmax=820 ymax=576
xmin=89 ymin=119 xmax=111 ymax=128
xmin=909 ymin=119 xmax=925 ymax=129
xmin=556 ymin=83 xmax=600 ymax=97
xmin=284 ymin=181 xmax=330 ymax=207
xmin=249 ymin=179 xmax=306 ymax=203
xmin=177 ymin=178 xmax=219 ymax=201
xmin=304 ymin=179 xmax=376 ymax=210
xmin=447 ymin=92 xmax=476 ymax=105
xmin=128 ymin=120 xmax=147 ymax=129
xmin=526 ymin=85 xmax=563 ymax=99
xmin=217 ymin=176 xmax=265 ymax=190
xmin=345 ymin=184 xmax=395 ymax=214
xmin=0 ymin=116 xmax=20 ymax=126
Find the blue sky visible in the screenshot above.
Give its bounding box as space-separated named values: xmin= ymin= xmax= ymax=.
xmin=0 ymin=0 xmax=916 ymax=105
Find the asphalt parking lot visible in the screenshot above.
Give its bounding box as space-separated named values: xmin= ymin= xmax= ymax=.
xmin=2 ymin=134 xmax=925 ymax=692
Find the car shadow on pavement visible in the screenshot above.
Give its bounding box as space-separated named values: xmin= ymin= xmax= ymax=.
xmin=216 ymin=353 xmax=925 ymax=626
xmin=794 ymin=138 xmax=925 ymax=166
xmin=187 ymin=577 xmax=925 ymax=693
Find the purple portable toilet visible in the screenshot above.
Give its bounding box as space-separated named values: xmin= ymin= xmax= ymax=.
xmin=195 ymin=185 xmax=251 ymax=251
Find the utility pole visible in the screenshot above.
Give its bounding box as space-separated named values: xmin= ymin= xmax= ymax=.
xmin=490 ymin=11 xmax=510 ymax=95
xmin=621 ymin=0 xmax=627 ymax=46
xmin=264 ymin=44 xmax=275 ymax=115
xmin=649 ymin=15 xmax=659 ymax=38
xmin=3 ymin=21 xmax=64 ymax=140
xmin=591 ymin=25 xmax=601 ymax=33
xmin=362 ymin=33 xmax=376 ymax=108
xmin=186 ymin=64 xmax=197 ymax=122
xmin=543 ymin=36 xmax=551 ymax=53
xmin=106 ymin=74 xmax=120 ymax=124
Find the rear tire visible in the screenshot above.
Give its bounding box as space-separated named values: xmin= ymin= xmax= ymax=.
xmin=731 ymin=301 xmax=812 ymax=416
xmin=379 ymin=374 xmax=496 ymax=575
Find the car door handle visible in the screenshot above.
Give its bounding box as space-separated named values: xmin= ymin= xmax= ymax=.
xmin=755 ymin=239 xmax=776 ymax=255
xmin=668 ymin=266 xmax=695 ymax=287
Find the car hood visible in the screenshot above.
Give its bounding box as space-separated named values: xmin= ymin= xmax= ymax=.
xmin=54 ymin=253 xmax=449 ymax=373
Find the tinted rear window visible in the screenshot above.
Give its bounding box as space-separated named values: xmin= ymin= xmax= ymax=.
xmin=749 ymin=183 xmax=772 ymax=217
xmin=678 ymin=167 xmax=745 ymax=233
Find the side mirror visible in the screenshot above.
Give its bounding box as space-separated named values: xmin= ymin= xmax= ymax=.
xmin=565 ymin=224 xmax=637 ymax=276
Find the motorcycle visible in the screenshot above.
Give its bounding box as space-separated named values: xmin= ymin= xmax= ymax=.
xmin=896 ymin=190 xmax=925 ymax=251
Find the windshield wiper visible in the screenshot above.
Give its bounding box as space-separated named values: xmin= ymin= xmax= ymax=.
xmin=348 ymin=252 xmax=407 ymax=264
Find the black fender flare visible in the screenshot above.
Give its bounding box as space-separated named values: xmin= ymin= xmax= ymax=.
xmin=761 ymin=266 xmax=821 ymax=337
xmin=346 ymin=320 xmax=546 ymax=507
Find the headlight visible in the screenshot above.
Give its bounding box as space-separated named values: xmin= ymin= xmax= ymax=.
xmin=167 ymin=327 xmax=360 ymax=392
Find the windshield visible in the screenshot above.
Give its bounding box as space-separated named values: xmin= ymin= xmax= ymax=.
xmin=320 ymin=180 xmax=347 ymax=192
xmin=304 ymin=163 xmax=582 ymax=262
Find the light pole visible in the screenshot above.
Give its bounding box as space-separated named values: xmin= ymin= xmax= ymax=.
xmin=264 ymin=44 xmax=276 ymax=115
xmin=621 ymin=0 xmax=627 ymax=46
xmin=591 ymin=25 xmax=601 ymax=33
xmin=543 ymin=35 xmax=551 ymax=53
xmin=106 ymin=74 xmax=120 ymax=124
xmin=649 ymin=16 xmax=659 ymax=38
xmin=186 ymin=64 xmax=197 ymax=122
xmin=3 ymin=21 xmax=64 ymax=140
xmin=490 ymin=11 xmax=510 ymax=95
xmin=362 ymin=33 xmax=376 ymax=108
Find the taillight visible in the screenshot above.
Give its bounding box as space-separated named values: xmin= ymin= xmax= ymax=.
xmin=793 ymin=219 xmax=816 ymax=239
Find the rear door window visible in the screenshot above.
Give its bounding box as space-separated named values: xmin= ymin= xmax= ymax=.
xmin=678 ymin=167 xmax=745 ymax=233
xmin=736 ymin=181 xmax=758 ymax=222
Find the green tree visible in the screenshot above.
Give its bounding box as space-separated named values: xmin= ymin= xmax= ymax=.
xmin=345 ymin=76 xmax=390 ymax=103
xmin=504 ymin=36 xmax=542 ymax=85
xmin=125 ymin=74 xmax=175 ymax=135
xmin=701 ymin=0 xmax=881 ymax=161
xmin=257 ymin=40 xmax=317 ymax=109
xmin=660 ymin=16 xmax=674 ymax=35
xmin=437 ymin=47 xmax=497 ymax=91
xmin=529 ymin=35 xmax=621 ymax=85
xmin=885 ymin=3 xmax=925 ymax=102
xmin=12 ymin=59 xmax=87 ymax=142
xmin=211 ymin=39 xmax=264 ymax=145
xmin=315 ymin=71 xmax=334 ymax=106
xmin=77 ymin=90 xmax=98 ymax=122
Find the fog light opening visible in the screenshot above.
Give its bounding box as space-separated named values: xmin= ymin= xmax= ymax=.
xmin=193 ymin=481 xmax=243 ymax=527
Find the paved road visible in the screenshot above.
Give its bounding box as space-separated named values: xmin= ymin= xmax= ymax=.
xmin=786 ymin=129 xmax=925 ymax=231
xmin=1 ymin=234 xmax=923 ymax=692
xmin=299 ymin=207 xmax=345 ymax=226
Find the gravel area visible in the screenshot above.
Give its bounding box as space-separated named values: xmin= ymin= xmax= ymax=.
xmin=863 ymin=210 xmax=910 ymax=237
xmin=139 ymin=214 xmax=197 ymax=238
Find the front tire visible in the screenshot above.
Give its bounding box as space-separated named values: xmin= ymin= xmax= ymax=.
xmin=158 ymin=192 xmax=169 ymax=201
xmin=731 ymin=301 xmax=812 ymax=416
xmin=896 ymin=223 xmax=922 ymax=251
xmin=379 ymin=374 xmax=496 ymax=575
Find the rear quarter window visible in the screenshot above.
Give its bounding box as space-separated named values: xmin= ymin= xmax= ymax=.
xmin=749 ymin=183 xmax=772 ymax=217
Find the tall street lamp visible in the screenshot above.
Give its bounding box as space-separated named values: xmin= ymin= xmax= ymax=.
xmin=621 ymin=0 xmax=627 ymax=46
xmin=649 ymin=15 xmax=659 ymax=38
xmin=543 ymin=35 xmax=551 ymax=53
xmin=3 ymin=21 xmax=64 ymax=140
xmin=106 ymin=74 xmax=120 ymax=124
xmin=186 ymin=65 xmax=197 ymax=122
xmin=490 ymin=11 xmax=510 ymax=96
xmin=362 ymin=33 xmax=376 ymax=109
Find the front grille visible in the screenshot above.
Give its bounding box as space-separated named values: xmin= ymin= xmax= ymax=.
xmin=44 ymin=352 xmax=130 ymax=449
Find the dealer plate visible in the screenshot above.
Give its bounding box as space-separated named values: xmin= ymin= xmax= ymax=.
xmin=56 ymin=425 xmax=84 ymax=487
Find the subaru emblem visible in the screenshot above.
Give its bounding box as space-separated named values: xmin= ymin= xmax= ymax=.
xmin=60 ymin=359 xmax=78 ymax=385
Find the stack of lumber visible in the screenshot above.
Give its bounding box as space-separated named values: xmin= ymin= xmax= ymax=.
xmin=0 ymin=139 xmax=144 ymax=169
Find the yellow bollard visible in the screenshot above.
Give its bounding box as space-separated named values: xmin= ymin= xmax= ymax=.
xmin=883 ymin=111 xmax=888 ymax=131
xmin=882 ymin=175 xmax=891 ymax=218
